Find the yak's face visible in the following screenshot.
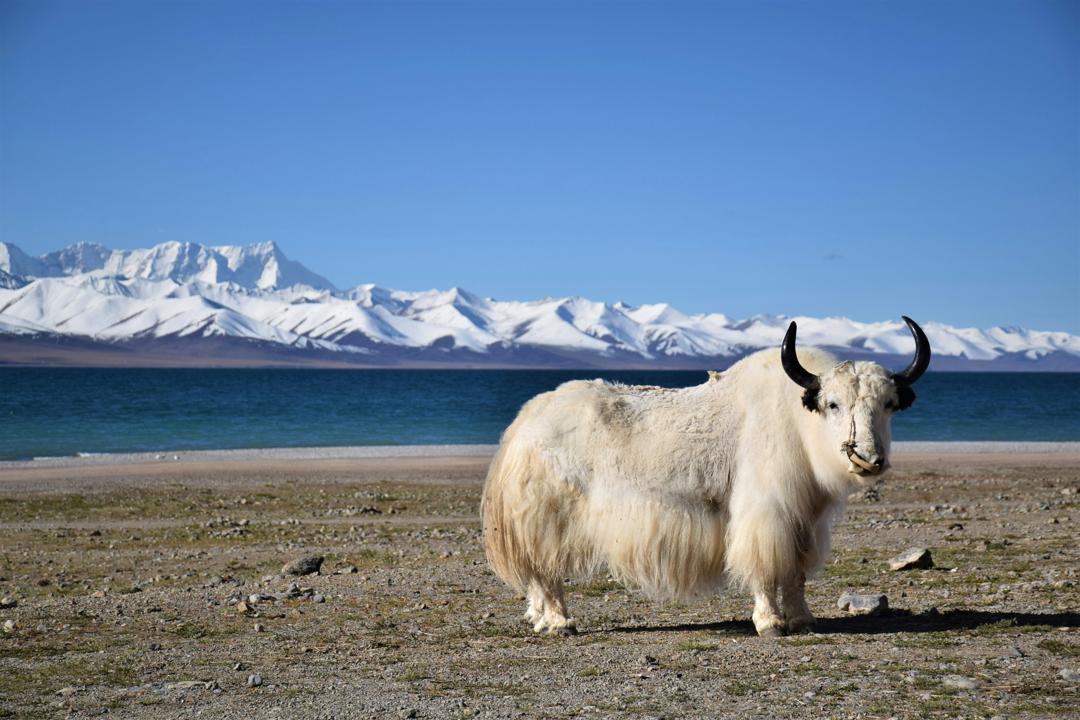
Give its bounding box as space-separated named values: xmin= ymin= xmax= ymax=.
xmin=780 ymin=316 xmax=930 ymax=478
xmin=807 ymin=362 xmax=912 ymax=476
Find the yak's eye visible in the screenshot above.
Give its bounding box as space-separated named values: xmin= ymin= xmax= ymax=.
xmin=827 ymin=402 xmax=839 ymax=411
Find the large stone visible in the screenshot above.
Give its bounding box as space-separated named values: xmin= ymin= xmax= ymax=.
xmin=889 ymin=547 xmax=933 ymax=571
xmin=282 ymin=555 xmax=324 ymax=576
xmin=837 ymin=592 xmax=889 ymax=616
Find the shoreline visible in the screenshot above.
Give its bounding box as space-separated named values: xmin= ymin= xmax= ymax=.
xmin=2 ymin=440 xmax=1079 ymax=470
xmin=0 ymin=443 xmax=500 ymax=469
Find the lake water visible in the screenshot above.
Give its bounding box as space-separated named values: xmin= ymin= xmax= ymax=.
xmin=1 ymin=368 xmax=1078 ymax=460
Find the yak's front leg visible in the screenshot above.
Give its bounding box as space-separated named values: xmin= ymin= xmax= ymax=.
xmin=751 ymin=582 xmax=786 ymax=637
xmin=525 ymin=577 xmax=576 ymax=636
xmin=781 ymin=572 xmax=815 ymax=633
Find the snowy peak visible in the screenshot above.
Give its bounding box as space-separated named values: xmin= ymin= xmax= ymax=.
xmin=0 ymin=242 xmax=39 ymax=277
xmin=0 ymin=240 xmax=335 ymax=291
xmin=211 ymin=241 xmax=336 ymax=290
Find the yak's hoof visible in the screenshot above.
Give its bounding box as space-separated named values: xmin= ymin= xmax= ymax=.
xmin=757 ymin=625 xmax=786 ymax=638
xmin=787 ymin=620 xmax=816 ymax=635
xmin=557 ymin=624 xmax=578 ymax=637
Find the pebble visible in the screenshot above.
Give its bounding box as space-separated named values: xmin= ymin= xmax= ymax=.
xmin=282 ymin=555 xmax=324 ymax=576
xmin=0 ymin=597 xmax=16 ymax=609
xmin=165 ymin=680 xmax=217 ymax=692
xmin=2 ymin=619 xmax=15 ymax=634
xmin=233 ymin=662 xmax=246 ymax=671
xmin=889 ymin=547 xmax=934 ymax=571
xmin=247 ymin=674 xmax=262 ymax=687
xmin=55 ymin=687 xmax=79 ymax=697
xmin=311 ymin=594 xmax=325 ymax=604
xmin=640 ymin=654 xmax=658 ymax=667
xmin=1060 ymin=669 xmax=1080 ymax=683
xmin=942 ymin=675 xmax=980 ymax=691
xmin=253 ymin=623 xmax=265 ymax=632
xmin=837 ymin=592 xmax=889 ymax=616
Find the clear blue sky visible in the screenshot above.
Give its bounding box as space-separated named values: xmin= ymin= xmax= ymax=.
xmin=2 ymin=0 xmax=1077 ymax=332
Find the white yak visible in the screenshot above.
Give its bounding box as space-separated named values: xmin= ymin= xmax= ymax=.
xmin=482 ymin=317 xmax=930 ymax=637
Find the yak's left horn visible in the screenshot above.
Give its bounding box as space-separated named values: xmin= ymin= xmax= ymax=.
xmin=892 ymin=316 xmax=931 ymax=385
xmin=781 ymin=321 xmax=819 ymax=390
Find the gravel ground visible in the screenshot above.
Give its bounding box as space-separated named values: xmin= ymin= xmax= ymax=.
xmin=0 ymin=450 xmax=1077 ymax=719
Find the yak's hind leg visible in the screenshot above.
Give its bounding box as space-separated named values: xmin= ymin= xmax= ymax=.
xmin=524 ymin=581 xmax=544 ymax=625
xmin=525 ymin=576 xmax=576 ymax=636
xmin=781 ymin=572 xmax=815 ymax=633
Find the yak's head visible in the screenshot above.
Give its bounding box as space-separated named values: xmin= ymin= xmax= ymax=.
xmin=781 ymin=316 xmax=930 ymax=478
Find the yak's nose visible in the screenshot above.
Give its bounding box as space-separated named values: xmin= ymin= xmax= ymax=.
xmin=847 ymin=449 xmax=886 ymax=475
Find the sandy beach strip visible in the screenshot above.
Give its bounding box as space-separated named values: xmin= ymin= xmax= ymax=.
xmin=0 ymin=441 xmax=1077 ymax=495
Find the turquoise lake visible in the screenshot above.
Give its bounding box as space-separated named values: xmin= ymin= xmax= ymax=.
xmin=2 ymin=368 xmax=1078 ymax=460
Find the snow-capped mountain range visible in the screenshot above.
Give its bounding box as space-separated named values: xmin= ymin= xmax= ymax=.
xmin=2 ymin=240 xmax=1078 ymax=369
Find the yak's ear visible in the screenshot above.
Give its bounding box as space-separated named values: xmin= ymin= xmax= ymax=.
xmin=896 ymin=385 xmax=917 ymax=411
xmin=802 ymin=387 xmax=821 ymax=413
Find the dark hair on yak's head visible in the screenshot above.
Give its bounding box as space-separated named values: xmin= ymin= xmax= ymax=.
xmin=780 ymin=316 xmax=931 ymax=413
xmin=895 ymin=385 xmax=917 ymax=411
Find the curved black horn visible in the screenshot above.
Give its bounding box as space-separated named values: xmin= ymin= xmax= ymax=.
xmin=781 ymin=321 xmax=819 ymax=390
xmin=892 ymin=315 xmax=931 ymax=386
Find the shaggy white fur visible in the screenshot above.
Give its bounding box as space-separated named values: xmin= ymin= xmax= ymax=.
xmin=482 ymin=346 xmax=908 ymax=636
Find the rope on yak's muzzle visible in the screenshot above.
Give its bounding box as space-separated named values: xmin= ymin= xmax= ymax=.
xmin=841 ymin=415 xmax=879 ymax=473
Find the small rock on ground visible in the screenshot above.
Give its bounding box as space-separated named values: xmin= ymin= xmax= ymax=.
xmin=889 ymin=547 xmax=934 ymax=571
xmin=942 ymin=675 xmax=980 ymax=691
xmin=1060 ymin=669 xmax=1080 ymax=683
xmin=282 ymin=555 xmax=324 ymax=576
xmin=165 ymin=680 xmax=217 ymax=692
xmin=837 ymin=592 xmax=889 ymax=616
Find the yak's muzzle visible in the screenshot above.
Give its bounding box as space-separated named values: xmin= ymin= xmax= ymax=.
xmin=842 ymin=442 xmax=886 ymax=476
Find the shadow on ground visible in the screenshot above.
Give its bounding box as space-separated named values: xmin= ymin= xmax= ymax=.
xmin=604 ymin=609 xmax=1080 ymax=637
